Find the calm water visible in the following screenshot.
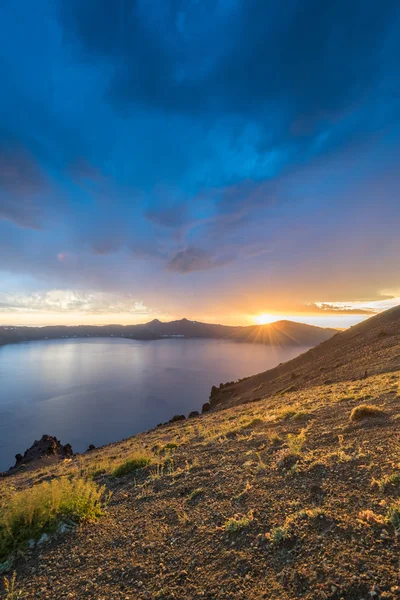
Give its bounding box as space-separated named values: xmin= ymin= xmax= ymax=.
xmin=0 ymin=338 xmax=310 ymax=470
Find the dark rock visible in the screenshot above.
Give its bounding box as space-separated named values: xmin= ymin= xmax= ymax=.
xmin=87 ymin=444 xmax=96 ymax=452
xmin=188 ymin=411 xmax=199 ymax=419
xmin=169 ymin=414 xmax=186 ymax=423
xmin=202 ymin=402 xmax=211 ymax=413
xmin=209 ymin=385 xmax=219 ymax=399
xmin=11 ymin=435 xmax=73 ymax=470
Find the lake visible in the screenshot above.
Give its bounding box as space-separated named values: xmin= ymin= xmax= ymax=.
xmin=0 ymin=338 xmax=310 ymax=471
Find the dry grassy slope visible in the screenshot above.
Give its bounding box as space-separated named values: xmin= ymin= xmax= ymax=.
xmin=2 ymin=371 xmax=400 ymax=599
xmin=211 ymin=305 xmax=400 ymax=410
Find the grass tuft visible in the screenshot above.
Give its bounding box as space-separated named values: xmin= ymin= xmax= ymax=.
xmin=267 ymin=526 xmax=289 ymax=544
xmin=0 ymin=478 xmax=105 ymax=562
xmin=386 ymin=505 xmax=400 ymax=531
xmin=2 ymin=571 xmax=24 ymax=599
xmin=223 ymin=512 xmax=253 ymax=533
xmin=287 ymin=429 xmax=306 ymax=453
xmin=350 ymin=404 xmax=385 ymax=422
xmin=112 ymin=454 xmax=152 ymax=477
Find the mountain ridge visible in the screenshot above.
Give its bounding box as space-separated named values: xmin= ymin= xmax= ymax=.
xmin=0 ymin=318 xmax=337 ymax=348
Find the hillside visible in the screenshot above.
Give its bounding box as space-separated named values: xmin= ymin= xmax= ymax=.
xmin=207 ymin=306 xmax=400 ymax=411
xmin=0 ymin=318 xmax=336 ymax=348
xmin=1 ymin=307 xmax=400 ymax=599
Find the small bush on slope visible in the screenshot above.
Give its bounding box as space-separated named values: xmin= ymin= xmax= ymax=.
xmin=350 ymin=404 xmax=385 ymax=422
xmin=0 ymin=477 xmax=105 ymax=562
xmin=2 ymin=571 xmax=24 ymax=599
xmin=112 ymin=453 xmax=153 ymax=477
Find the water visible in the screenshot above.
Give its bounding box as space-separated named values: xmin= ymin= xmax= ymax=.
xmin=0 ymin=338 xmax=310 ymax=471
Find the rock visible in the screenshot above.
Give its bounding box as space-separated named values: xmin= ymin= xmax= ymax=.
xmin=188 ymin=411 xmax=199 ymax=419
xmin=11 ymin=435 xmax=74 ymax=470
xmin=169 ymin=414 xmax=186 ymax=423
xmin=202 ymin=402 xmax=211 ymax=413
xmin=37 ymin=533 xmax=49 ymax=545
xmin=87 ymin=444 xmax=96 ymax=452
xmin=58 ymin=522 xmax=74 ymax=534
xmin=209 ymin=385 xmax=219 ymax=399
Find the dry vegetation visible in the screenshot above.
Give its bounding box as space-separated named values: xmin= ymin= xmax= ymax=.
xmin=1 ymin=369 xmax=400 ymax=599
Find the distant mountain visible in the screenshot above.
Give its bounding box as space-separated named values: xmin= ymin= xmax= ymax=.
xmin=0 ymin=318 xmax=337 ymax=348
xmin=207 ymin=304 xmax=400 ymax=410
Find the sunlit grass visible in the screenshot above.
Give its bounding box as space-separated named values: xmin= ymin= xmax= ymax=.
xmin=0 ymin=478 xmax=106 ymax=562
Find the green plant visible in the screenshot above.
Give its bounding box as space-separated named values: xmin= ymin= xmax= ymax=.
xmin=276 ymin=406 xmax=297 ymax=421
xmin=350 ymin=405 xmax=385 ymax=422
xmin=386 ymin=505 xmax=400 ymax=531
xmin=162 ymin=442 xmax=179 ymax=452
xmin=287 ymin=429 xmax=306 ymax=453
xmin=372 ymin=472 xmax=400 ymax=492
xmin=267 ymin=526 xmax=288 ymax=544
xmin=112 ymin=454 xmax=152 ymax=477
xmin=0 ymin=478 xmax=105 ymax=562
xmin=223 ymin=512 xmax=253 ymax=533
xmin=2 ymin=572 xmax=24 ymax=599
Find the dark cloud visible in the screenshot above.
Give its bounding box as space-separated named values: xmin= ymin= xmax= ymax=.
xmin=0 ymin=142 xmax=48 ymax=228
xmin=61 ymin=0 xmax=400 ymax=131
xmin=167 ymin=247 xmax=231 ymax=274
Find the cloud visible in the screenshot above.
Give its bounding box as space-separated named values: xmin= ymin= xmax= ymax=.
xmin=0 ymin=290 xmax=152 ymax=315
xmin=0 ymin=143 xmax=49 ymax=228
xmin=167 ymin=247 xmax=231 ymax=274
xmin=61 ymin=0 xmax=399 ymax=131
xmin=309 ymin=303 xmax=377 ymax=315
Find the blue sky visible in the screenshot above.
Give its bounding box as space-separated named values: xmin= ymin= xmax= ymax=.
xmin=1 ymin=0 xmax=400 ymax=326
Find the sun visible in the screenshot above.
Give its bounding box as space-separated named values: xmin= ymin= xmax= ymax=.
xmin=255 ymin=313 xmax=276 ymax=325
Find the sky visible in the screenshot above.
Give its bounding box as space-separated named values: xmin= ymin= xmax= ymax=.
xmin=1 ymin=0 xmax=400 ymax=328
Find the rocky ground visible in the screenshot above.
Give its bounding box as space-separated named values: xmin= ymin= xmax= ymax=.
xmin=1 ymin=370 xmax=400 ymax=599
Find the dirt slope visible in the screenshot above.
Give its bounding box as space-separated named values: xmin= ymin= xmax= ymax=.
xmin=209 ymin=306 xmax=400 ymax=410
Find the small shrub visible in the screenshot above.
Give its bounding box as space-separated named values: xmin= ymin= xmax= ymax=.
xmin=358 ymin=510 xmax=385 ymax=526
xmin=223 ymin=512 xmax=253 ymax=533
xmin=0 ymin=478 xmax=105 ymax=562
xmin=160 ymin=442 xmax=179 ymax=454
xmin=267 ymin=526 xmax=288 ymax=544
xmin=287 ymin=430 xmax=306 ymax=453
xmin=350 ymin=405 xmax=385 ymax=422
xmin=113 ymin=454 xmax=152 ymax=477
xmin=277 ymin=407 xmax=297 ymax=421
xmin=386 ymin=505 xmax=400 ymax=531
xmin=372 ymin=472 xmax=400 ymax=492
xmin=2 ymin=572 xmax=24 ymax=599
